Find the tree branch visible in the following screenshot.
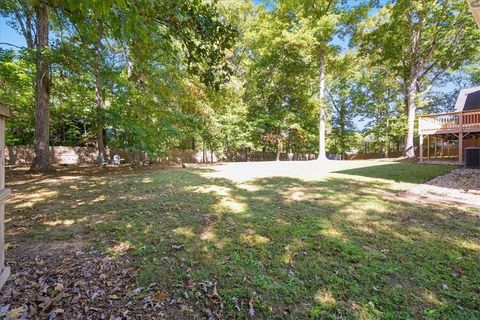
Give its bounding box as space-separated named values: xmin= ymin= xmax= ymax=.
xmin=0 ymin=42 xmax=24 ymax=49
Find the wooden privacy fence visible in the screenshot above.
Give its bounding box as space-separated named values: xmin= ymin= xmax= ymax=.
xmin=5 ymin=147 xmax=220 ymax=165
xmin=223 ymin=151 xmax=318 ymax=162
xmin=348 ymin=151 xmax=404 ymax=160
xmin=5 ymin=146 xmax=142 ymax=165
xmin=5 ymin=147 xmax=320 ymax=164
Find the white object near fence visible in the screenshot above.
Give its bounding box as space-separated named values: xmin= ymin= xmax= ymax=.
xmin=0 ymin=102 xmax=11 ymax=290
xmin=112 ymin=154 xmax=121 ymax=166
xmin=58 ymin=153 xmax=79 ymax=165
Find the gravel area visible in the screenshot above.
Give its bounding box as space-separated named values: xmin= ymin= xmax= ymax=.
xmin=407 ymin=168 xmax=480 ymax=208
xmin=426 ymin=168 xmax=480 ymax=191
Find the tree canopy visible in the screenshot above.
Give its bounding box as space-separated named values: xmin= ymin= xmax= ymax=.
xmin=1 ymin=0 xmax=479 ymax=166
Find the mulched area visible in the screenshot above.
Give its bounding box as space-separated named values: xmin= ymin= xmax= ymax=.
xmin=406 ymin=168 xmax=480 ymax=208
xmin=1 ymin=242 xmax=227 ymax=320
xmin=426 ymin=168 xmax=480 ymax=191
xmin=1 ymin=242 xmax=151 ymax=319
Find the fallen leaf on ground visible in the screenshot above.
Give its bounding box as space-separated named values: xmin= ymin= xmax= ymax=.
xmin=6 ymin=306 xmax=24 ymax=319
xmin=152 ymin=291 xmax=168 ymax=302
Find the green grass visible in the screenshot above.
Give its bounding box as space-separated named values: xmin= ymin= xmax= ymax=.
xmin=334 ymin=163 xmax=455 ymax=183
xmin=7 ymin=162 xmax=480 ymax=319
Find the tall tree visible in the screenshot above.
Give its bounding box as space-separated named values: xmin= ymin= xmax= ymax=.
xmin=2 ymin=0 xmax=236 ymax=165
xmin=2 ymin=0 xmax=55 ymax=171
xmin=276 ymin=0 xmax=369 ymax=160
xmin=326 ymin=54 xmax=360 ymax=159
xmin=355 ymin=64 xmax=406 ymax=157
xmin=275 ymin=0 xmax=340 ymax=160
xmin=356 ymin=0 xmax=480 ymax=158
xmin=244 ymin=5 xmax=316 ymax=160
xmin=30 ymin=1 xmax=54 ymax=171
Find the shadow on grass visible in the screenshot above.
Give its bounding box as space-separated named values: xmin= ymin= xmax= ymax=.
xmin=333 ymin=162 xmax=455 ymax=183
xmin=5 ymin=166 xmax=480 ymax=319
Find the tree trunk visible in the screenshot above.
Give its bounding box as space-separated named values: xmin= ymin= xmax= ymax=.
xmin=385 ymin=116 xmax=389 ymax=158
xmin=276 ymin=139 xmax=281 ymax=161
xmin=405 ymin=12 xmax=420 ymax=159
xmin=8 ymin=146 xmax=16 ymax=165
xmin=405 ymin=78 xmax=417 ymax=158
xmin=318 ymin=49 xmax=327 ymax=160
xmin=30 ymin=3 xmax=54 ymax=172
xmin=338 ymin=97 xmax=346 ymax=159
xmin=95 ymin=46 xmax=106 ymax=156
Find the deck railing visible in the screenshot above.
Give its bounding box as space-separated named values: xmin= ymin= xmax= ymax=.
xmin=419 ymin=109 xmax=480 ymax=134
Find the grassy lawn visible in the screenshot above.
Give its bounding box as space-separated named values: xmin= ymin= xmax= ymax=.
xmin=6 ymin=160 xmax=480 ymax=319
xmin=334 ymin=163 xmax=454 ymax=183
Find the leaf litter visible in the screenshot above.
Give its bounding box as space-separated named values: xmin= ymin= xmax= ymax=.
xmin=0 ymin=243 xmax=248 ymax=319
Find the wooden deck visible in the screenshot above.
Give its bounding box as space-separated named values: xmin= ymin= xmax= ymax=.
xmin=419 ymin=109 xmax=480 ymax=164
xmin=419 ymin=109 xmax=480 ymax=135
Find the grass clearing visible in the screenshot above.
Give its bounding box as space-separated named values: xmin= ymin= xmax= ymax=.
xmin=5 ymin=160 xmax=480 ymax=319
xmin=334 ymin=162 xmax=454 ymax=183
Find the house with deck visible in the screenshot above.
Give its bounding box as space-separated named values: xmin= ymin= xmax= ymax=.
xmin=419 ymin=86 xmax=480 ymax=164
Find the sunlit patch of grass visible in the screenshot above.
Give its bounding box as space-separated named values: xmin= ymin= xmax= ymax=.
xmin=455 ymin=239 xmax=480 ymax=251
xmin=199 ymin=226 xmax=216 ymax=241
xmin=334 ymin=162 xmax=455 ymax=183
xmin=187 ymin=184 xmax=231 ymax=196
xmin=43 ymin=219 xmax=80 ymax=226
xmin=216 ymin=197 xmax=246 ymax=214
xmin=92 ymin=195 xmax=107 ymax=202
xmin=322 ymin=224 xmax=345 ymax=239
xmin=314 ymin=288 xmax=337 ymax=309
xmin=107 ymin=241 xmax=133 ymax=255
xmin=236 ymin=183 xmax=260 ymax=192
xmin=240 ymin=233 xmax=271 ymax=246
xmin=12 ymin=189 xmax=59 ymax=208
xmin=188 ymin=184 xmax=247 ymax=213
xmin=420 ymin=288 xmax=444 ymax=307
xmin=173 ymin=227 xmax=195 ymax=238
xmin=141 ymin=177 xmax=153 ymax=184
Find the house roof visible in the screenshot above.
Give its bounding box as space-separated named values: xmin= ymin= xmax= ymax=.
xmin=454 ymin=86 xmax=480 ymax=112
